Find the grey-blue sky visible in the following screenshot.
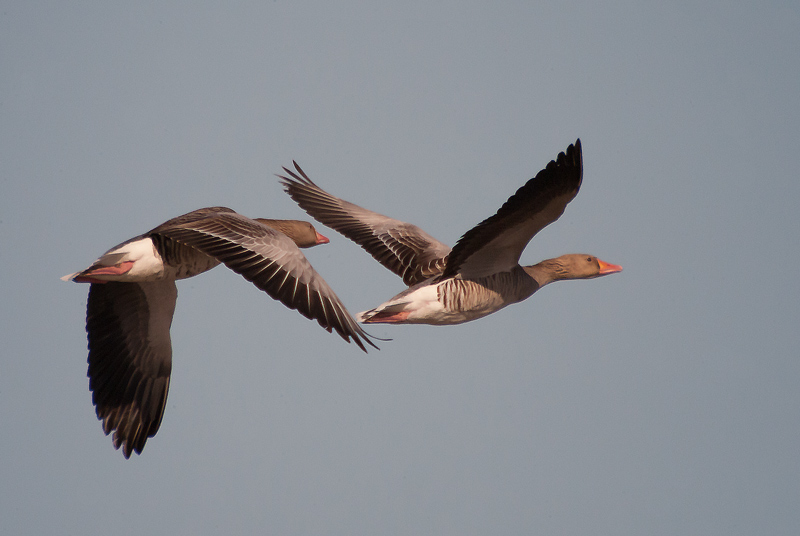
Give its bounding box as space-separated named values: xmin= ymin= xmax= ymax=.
xmin=2 ymin=2 xmax=799 ymax=535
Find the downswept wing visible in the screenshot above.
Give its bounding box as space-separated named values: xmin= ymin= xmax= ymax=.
xmin=86 ymin=280 xmax=176 ymax=458
xmin=154 ymin=211 xmax=376 ymax=352
xmin=442 ymin=140 xmax=583 ymax=279
xmin=279 ymin=162 xmax=451 ymax=286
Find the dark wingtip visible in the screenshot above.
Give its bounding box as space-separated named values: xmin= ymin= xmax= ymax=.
xmin=356 ymin=329 xmax=386 ymax=353
xmin=560 ymin=138 xmax=581 ymax=162
xmin=568 ymin=139 xmax=582 ymax=168
xmin=364 ymin=329 xmax=391 ymax=345
xmin=277 ymin=161 xmax=316 ymax=191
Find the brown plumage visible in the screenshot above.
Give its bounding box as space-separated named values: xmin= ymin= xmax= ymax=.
xmin=280 ymin=140 xmax=622 ymax=326
xmin=64 ymin=207 xmax=376 ymax=458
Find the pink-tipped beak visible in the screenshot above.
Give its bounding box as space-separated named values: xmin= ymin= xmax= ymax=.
xmin=597 ymin=259 xmax=623 ymax=275
xmin=315 ymin=231 xmax=330 ymax=245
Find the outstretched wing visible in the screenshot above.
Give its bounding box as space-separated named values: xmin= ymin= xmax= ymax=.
xmin=155 ymin=211 xmax=377 ymax=351
xmin=279 ymin=163 xmax=450 ymax=286
xmin=443 ymin=140 xmax=583 ymax=279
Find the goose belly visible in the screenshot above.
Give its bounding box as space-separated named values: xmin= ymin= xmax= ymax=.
xmin=433 ymin=278 xmax=512 ymax=323
xmin=435 ymin=271 xmax=538 ymax=323
xmin=378 ymin=279 xmax=511 ymax=325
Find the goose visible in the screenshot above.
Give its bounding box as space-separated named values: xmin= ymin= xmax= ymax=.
xmin=279 ymin=139 xmax=621 ymax=325
xmin=63 ymin=206 xmax=376 ymax=458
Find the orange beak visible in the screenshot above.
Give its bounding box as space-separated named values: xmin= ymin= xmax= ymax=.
xmin=597 ymin=259 xmax=623 ymax=275
xmin=315 ymin=231 xmax=330 ymax=245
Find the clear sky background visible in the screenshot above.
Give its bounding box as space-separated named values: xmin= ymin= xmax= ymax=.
xmin=2 ymin=2 xmax=799 ymax=535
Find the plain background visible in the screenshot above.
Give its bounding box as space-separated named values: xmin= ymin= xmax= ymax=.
xmin=2 ymin=2 xmax=799 ymax=535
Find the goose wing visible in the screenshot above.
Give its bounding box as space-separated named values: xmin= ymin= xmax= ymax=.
xmin=86 ymin=280 xmax=176 ymax=458
xmin=442 ymin=140 xmax=583 ymax=279
xmin=279 ymin=163 xmax=450 ymax=286
xmin=154 ymin=211 xmax=376 ymax=352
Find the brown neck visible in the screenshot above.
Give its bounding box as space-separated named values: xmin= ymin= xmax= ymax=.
xmin=256 ymin=218 xmax=292 ymax=234
xmin=522 ymin=258 xmax=569 ymax=287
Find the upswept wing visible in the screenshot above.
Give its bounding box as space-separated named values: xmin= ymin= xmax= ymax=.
xmin=442 ymin=140 xmax=583 ymax=279
xmin=279 ymin=163 xmax=450 ymax=286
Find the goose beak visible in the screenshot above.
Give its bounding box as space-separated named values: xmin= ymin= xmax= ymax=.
xmin=315 ymin=231 xmax=330 ymax=245
xmin=597 ymin=259 xmax=623 ymax=275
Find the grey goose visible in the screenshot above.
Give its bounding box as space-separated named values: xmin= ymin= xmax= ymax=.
xmin=279 ymin=139 xmax=621 ymax=325
xmin=63 ymin=207 xmax=376 ymax=457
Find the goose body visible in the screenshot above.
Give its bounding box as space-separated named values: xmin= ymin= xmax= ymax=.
xmin=362 ymin=266 xmax=540 ymax=325
xmin=280 ymin=139 xmax=621 ymax=326
xmin=64 ymin=206 xmax=375 ymax=458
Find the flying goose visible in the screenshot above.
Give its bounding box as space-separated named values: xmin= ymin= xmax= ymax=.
xmin=63 ymin=207 xmax=376 ymax=457
xmin=279 ymin=139 xmax=621 ymax=325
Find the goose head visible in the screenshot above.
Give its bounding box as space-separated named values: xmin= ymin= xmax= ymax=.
xmin=255 ymin=219 xmax=330 ymax=248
